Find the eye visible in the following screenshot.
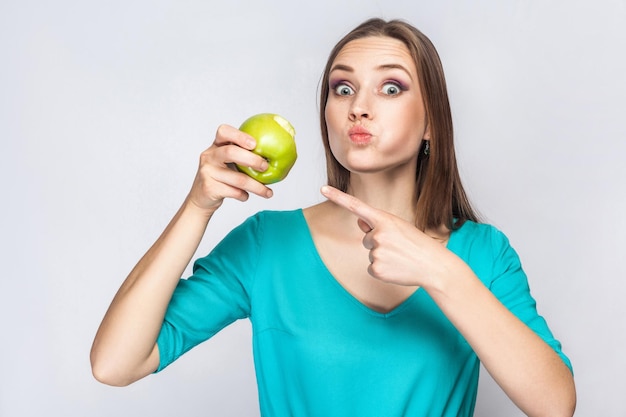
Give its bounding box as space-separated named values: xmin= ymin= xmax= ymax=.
xmin=381 ymin=82 xmax=403 ymax=96
xmin=333 ymin=83 xmax=354 ymax=96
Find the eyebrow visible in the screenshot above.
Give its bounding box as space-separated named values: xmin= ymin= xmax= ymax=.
xmin=329 ymin=63 xmax=414 ymax=81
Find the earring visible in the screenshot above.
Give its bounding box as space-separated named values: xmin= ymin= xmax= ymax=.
xmin=423 ymin=141 xmax=430 ymax=156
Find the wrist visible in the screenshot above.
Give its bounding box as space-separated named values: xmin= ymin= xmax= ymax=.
xmin=182 ymin=195 xmax=221 ymax=221
xmin=423 ymin=250 xmax=475 ymax=297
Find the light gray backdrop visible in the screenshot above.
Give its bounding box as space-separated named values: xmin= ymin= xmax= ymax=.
xmin=1 ymin=0 xmax=624 ymax=416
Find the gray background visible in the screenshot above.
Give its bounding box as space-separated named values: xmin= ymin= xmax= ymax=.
xmin=1 ymin=0 xmax=625 ymax=415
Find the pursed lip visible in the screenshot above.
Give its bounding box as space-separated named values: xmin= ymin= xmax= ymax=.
xmin=348 ymin=125 xmax=372 ymax=145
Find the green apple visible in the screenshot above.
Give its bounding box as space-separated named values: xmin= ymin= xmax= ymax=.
xmin=236 ymin=113 xmax=297 ymax=184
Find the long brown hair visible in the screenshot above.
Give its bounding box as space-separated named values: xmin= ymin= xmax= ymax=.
xmin=319 ymin=18 xmax=479 ymax=230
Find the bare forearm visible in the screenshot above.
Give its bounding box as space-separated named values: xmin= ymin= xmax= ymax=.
xmin=426 ymin=258 xmax=576 ymax=416
xmin=90 ymin=199 xmax=214 ymax=386
xmin=90 ymin=125 xmax=273 ymax=386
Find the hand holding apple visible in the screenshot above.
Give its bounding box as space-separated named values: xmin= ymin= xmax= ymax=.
xmin=236 ymin=113 xmax=297 ymax=184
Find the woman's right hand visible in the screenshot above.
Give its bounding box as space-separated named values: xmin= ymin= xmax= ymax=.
xmin=187 ymin=124 xmax=273 ymax=213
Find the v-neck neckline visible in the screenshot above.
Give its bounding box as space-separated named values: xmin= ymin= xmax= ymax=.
xmin=294 ymin=208 xmax=456 ymax=318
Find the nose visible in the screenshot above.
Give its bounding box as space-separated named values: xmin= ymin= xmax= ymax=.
xmin=349 ymin=91 xmax=371 ymax=121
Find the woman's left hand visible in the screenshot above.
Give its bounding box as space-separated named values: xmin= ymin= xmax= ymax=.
xmin=321 ymin=185 xmax=451 ymax=288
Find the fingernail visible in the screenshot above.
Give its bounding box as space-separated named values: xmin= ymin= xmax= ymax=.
xmin=266 ymin=189 xmax=273 ymax=198
xmin=247 ymin=139 xmax=257 ymax=149
xmin=260 ymin=160 xmax=269 ymax=171
xmin=321 ymin=185 xmax=330 ymax=195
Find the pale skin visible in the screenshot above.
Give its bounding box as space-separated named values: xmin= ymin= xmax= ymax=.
xmin=91 ymin=36 xmax=575 ymax=416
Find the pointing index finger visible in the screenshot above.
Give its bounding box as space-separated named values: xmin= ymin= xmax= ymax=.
xmin=320 ymin=185 xmax=379 ymax=229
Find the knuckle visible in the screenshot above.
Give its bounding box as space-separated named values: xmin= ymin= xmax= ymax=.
xmin=198 ymin=164 xmax=213 ymax=180
xmin=215 ymin=124 xmax=229 ymax=137
xmin=368 ymin=262 xmax=382 ymax=278
xmin=233 ymin=172 xmax=250 ymax=189
xmin=347 ymin=198 xmax=361 ymax=213
xmin=232 ymin=188 xmax=249 ymax=202
xmin=199 ymin=148 xmax=216 ymax=165
xmin=370 ymin=263 xmax=388 ymax=281
xmin=222 ymin=145 xmax=236 ymax=160
xmin=373 ymin=232 xmax=388 ymax=246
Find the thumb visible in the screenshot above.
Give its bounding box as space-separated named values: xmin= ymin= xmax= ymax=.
xmin=357 ymin=218 xmax=373 ymax=233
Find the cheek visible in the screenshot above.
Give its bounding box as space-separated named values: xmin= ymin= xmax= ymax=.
xmin=398 ymin=104 xmax=428 ymax=143
xmin=324 ymin=102 xmax=342 ymax=154
xmin=380 ymin=119 xmax=425 ymax=157
xmin=324 ymin=100 xmax=337 ymax=125
xmin=324 ymin=101 xmax=343 ymax=140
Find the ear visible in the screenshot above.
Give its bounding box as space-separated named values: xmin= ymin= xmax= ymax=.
xmin=423 ymin=122 xmax=431 ymax=141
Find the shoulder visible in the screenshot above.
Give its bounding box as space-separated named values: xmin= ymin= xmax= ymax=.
xmin=235 ymin=208 xmax=307 ymax=242
xmin=248 ymin=208 xmax=305 ymax=228
xmin=205 ymin=208 xmax=306 ymax=261
xmin=449 ymin=220 xmax=521 ymax=284
xmin=450 ymin=220 xmax=512 ymax=251
xmin=213 ymin=209 xmax=303 ymax=246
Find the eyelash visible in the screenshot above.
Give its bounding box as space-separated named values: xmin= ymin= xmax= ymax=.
xmin=330 ymin=80 xmax=407 ymax=96
xmin=381 ymin=81 xmax=406 ymax=95
xmin=330 ymin=81 xmax=353 ymax=96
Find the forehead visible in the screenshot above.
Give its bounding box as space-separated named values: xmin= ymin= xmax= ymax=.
xmin=332 ymin=36 xmax=414 ymax=67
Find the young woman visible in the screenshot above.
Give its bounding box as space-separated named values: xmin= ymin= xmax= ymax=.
xmin=91 ymin=18 xmax=576 ymax=416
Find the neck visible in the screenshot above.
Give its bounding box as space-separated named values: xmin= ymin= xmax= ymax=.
xmin=346 ymin=171 xmax=417 ymax=224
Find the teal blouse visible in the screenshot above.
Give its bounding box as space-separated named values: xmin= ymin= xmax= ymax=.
xmin=156 ymin=209 xmax=571 ymax=416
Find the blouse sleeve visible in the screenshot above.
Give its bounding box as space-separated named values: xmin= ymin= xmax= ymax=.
xmin=155 ymin=213 xmax=263 ymax=372
xmin=486 ymin=226 xmax=573 ymax=374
